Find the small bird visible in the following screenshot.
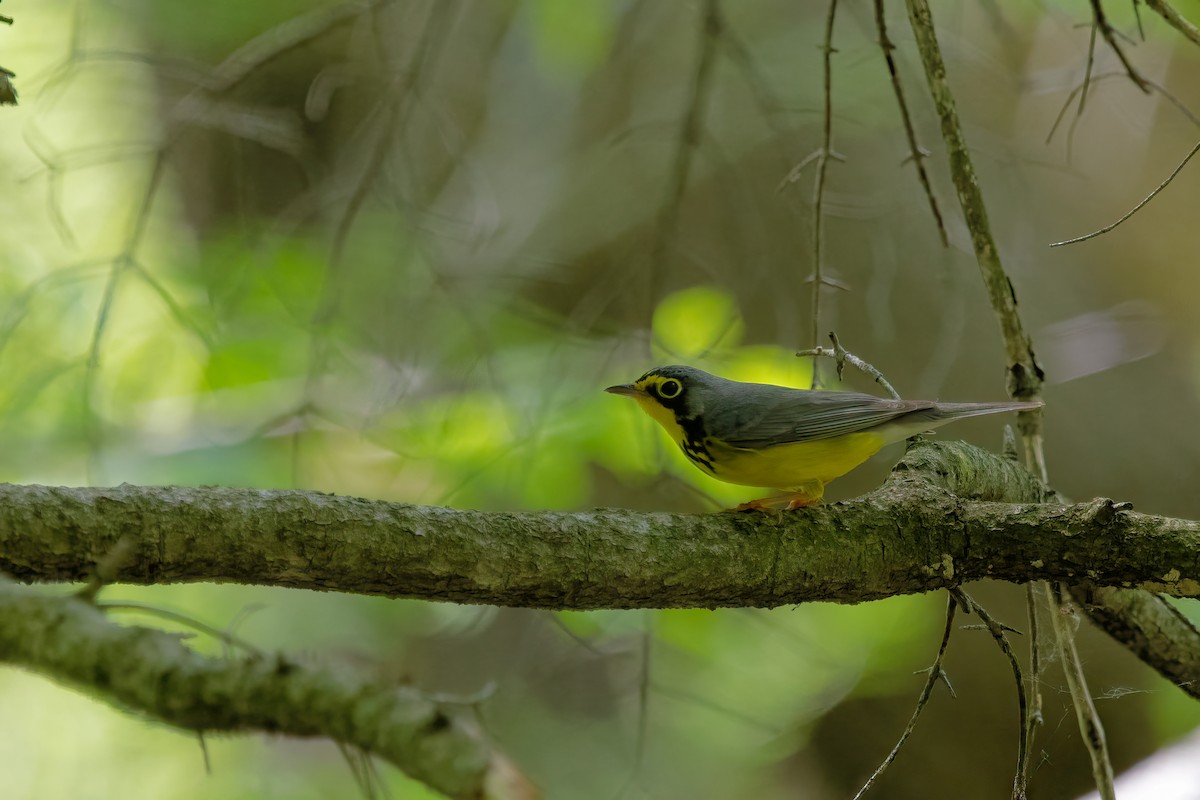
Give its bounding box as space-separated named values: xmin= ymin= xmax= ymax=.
xmin=606 ymin=365 xmax=1041 ymax=510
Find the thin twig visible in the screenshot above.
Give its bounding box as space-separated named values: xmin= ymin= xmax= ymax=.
xmin=1078 ymin=19 xmax=1098 ymax=118
xmin=852 ymin=593 xmax=956 ymax=800
xmin=952 ymin=588 xmax=1029 ymax=800
xmin=1049 ymin=139 xmax=1200 ymax=246
xmin=647 ymin=0 xmax=721 ymax=307
xmin=1023 ymin=582 xmax=1044 ymax=790
xmin=1089 ymin=0 xmax=1151 ymax=92
xmin=797 ymin=331 xmax=902 ymax=400
xmin=97 ymin=601 xmax=264 ymax=656
xmin=873 ymin=0 xmax=947 ymax=246
xmin=197 ymin=732 xmax=211 ymax=775
xmin=1047 ymin=70 xmax=1200 ymax=146
xmin=779 ymin=148 xmax=846 ymax=192
xmin=810 ymin=0 xmax=840 ymax=387
xmin=1144 ymin=0 xmax=1200 ymax=47
xmin=1046 ymin=583 xmax=1116 ymax=800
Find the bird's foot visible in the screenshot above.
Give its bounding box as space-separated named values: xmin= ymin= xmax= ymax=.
xmin=731 ymin=492 xmax=822 ymax=513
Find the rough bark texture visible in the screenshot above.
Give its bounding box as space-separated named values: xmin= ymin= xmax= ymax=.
xmin=0 ymin=576 xmax=495 ymax=799
xmin=1071 ymin=584 xmax=1200 ymax=700
xmin=1 ymin=441 xmax=1197 ymax=608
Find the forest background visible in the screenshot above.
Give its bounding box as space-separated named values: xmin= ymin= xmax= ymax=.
xmin=3 ymin=1 xmax=1200 ymax=798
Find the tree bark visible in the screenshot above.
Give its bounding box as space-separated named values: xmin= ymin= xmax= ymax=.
xmin=0 ymin=576 xmax=501 ymax=799
xmin=1 ymin=441 xmax=1196 ymax=608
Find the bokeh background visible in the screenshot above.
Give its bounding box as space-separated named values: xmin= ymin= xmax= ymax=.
xmin=3 ymin=0 xmax=1200 ymax=797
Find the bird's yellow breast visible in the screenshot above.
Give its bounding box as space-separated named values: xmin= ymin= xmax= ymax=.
xmin=705 ymin=434 xmax=885 ymax=489
xmin=633 ymin=394 xmax=886 ymax=490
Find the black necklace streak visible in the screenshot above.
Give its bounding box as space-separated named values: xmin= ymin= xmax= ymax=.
xmin=677 ymin=414 xmax=715 ymax=473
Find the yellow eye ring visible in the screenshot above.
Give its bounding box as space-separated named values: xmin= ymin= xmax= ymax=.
xmin=659 ymin=379 xmax=682 ymax=399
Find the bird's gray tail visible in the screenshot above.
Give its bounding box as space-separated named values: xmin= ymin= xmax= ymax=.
xmin=928 ymin=400 xmax=1042 ymax=422
xmin=872 ymin=400 xmax=1039 ymax=445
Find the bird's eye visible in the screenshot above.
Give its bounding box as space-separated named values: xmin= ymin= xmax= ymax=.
xmin=658 ymin=379 xmax=682 ymax=399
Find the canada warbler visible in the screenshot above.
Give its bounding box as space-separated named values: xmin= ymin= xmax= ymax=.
xmin=606 ymin=365 xmax=1041 ymax=510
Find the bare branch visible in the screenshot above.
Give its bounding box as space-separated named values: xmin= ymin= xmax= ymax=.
xmin=796 ymin=331 xmax=902 ymax=399
xmin=0 ymin=576 xmax=509 ymax=799
xmin=1023 ymin=584 xmax=1044 ymax=787
xmin=1049 ymin=139 xmax=1200 ymax=247
xmin=872 ymin=0 xmax=948 ymax=247
xmin=1047 ymin=71 xmax=1200 ymax=147
xmin=952 ymin=588 xmax=1029 ymax=800
xmin=1076 ymin=19 xmax=1098 ymax=126
xmin=810 ymin=0 xmax=840 ymax=383
xmin=1047 ymin=583 xmax=1116 ymax=800
xmin=1144 ymin=0 xmax=1200 ymax=47
xmin=1089 ymin=0 xmax=1152 ymax=92
xmin=853 ymin=592 xmax=957 ymax=800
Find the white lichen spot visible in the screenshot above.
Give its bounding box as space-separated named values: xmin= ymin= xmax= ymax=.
xmin=1031 ymin=559 xmax=1044 ymax=569
xmin=1161 ymin=568 xmax=1181 ymax=583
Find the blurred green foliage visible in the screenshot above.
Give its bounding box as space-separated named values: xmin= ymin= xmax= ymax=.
xmin=4 ymin=0 xmax=1200 ymax=798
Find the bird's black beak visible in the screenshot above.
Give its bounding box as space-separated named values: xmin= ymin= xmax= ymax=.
xmin=605 ymin=383 xmax=644 ymax=397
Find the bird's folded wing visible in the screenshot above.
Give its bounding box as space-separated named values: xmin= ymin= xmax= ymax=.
xmin=706 ymin=387 xmax=934 ymax=449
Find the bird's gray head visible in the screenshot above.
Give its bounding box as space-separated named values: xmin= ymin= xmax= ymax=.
xmin=604 ymin=365 xmax=723 ymax=418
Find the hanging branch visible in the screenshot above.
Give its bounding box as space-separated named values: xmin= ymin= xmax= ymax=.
xmin=1089 ymin=0 xmax=1151 ymax=91
xmin=852 ymin=593 xmax=957 ymax=800
xmin=1049 ymin=139 xmax=1200 ymax=247
xmin=872 ymin=0 xmax=948 ymax=246
xmin=953 ymin=588 xmax=1030 ymax=800
xmin=809 ymin=0 xmax=841 ymax=375
xmin=1048 ymin=583 xmax=1116 ymax=800
xmin=1047 ymin=70 xmax=1200 ymax=146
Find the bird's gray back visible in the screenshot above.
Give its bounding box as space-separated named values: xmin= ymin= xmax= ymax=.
xmin=697 ymin=378 xmax=933 ymax=449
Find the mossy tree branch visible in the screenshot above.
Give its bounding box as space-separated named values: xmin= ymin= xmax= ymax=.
xmin=1071 ymin=584 xmax=1200 ymax=700
xmin=1 ymin=441 xmax=1198 ymax=609
xmin=0 ymin=576 xmax=504 ymax=800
